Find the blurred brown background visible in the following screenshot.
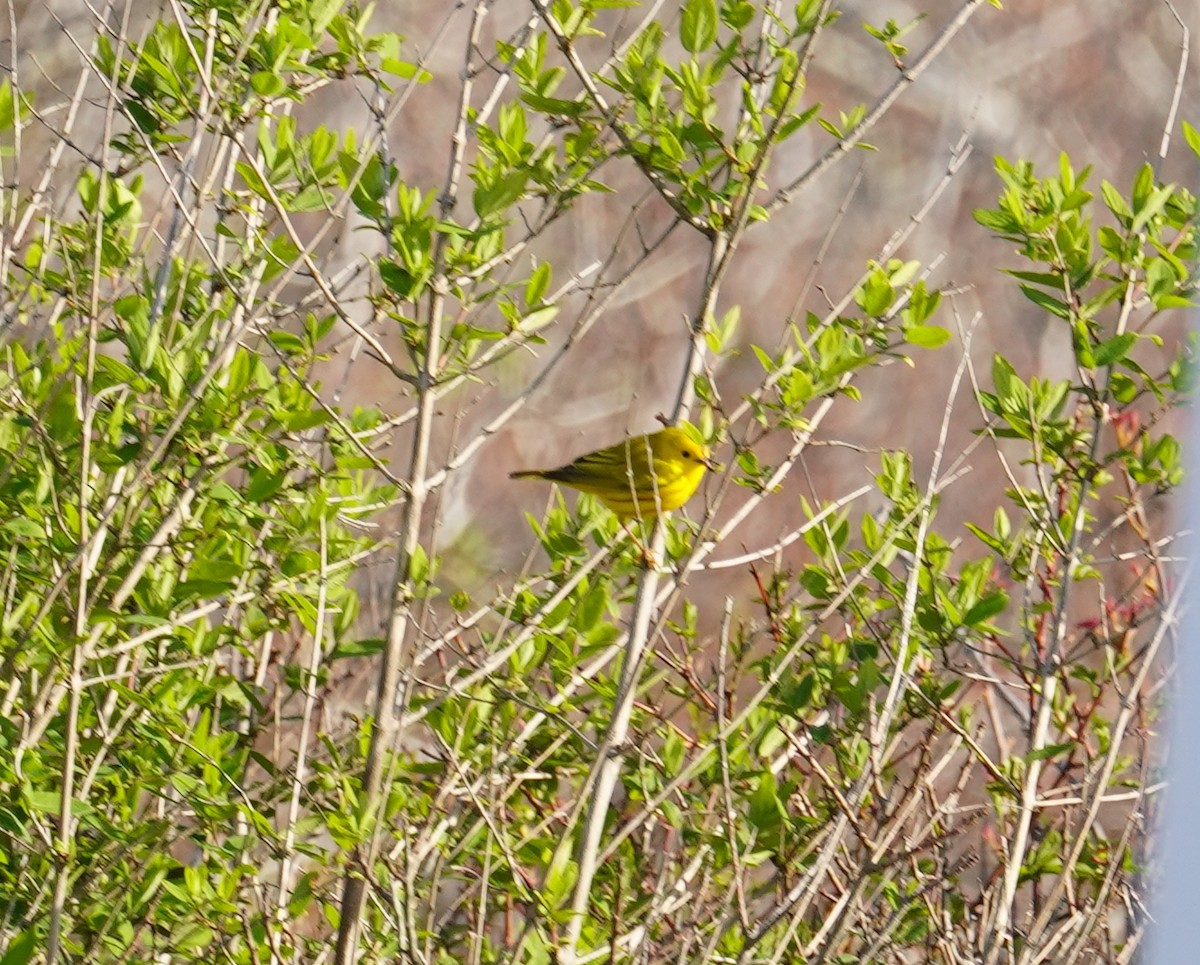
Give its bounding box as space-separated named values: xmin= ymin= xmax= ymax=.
xmin=4 ymin=0 xmax=1196 ymax=612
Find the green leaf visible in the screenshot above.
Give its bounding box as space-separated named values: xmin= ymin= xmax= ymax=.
xmin=246 ymin=467 xmax=287 ymax=502
xmin=993 ymin=505 xmax=1011 ymax=540
xmin=857 ymin=271 xmax=894 ymax=317
xmin=409 ymin=544 xmax=430 ymax=584
xmin=1019 ymin=285 xmax=1071 ymax=319
xmin=518 ymin=305 xmax=559 ymax=332
xmin=748 ymin=771 xmax=785 ymax=832
xmin=721 ymin=1 xmax=754 ymax=29
xmin=990 ymin=355 xmax=1028 ymax=410
xmin=1100 ymin=180 xmax=1131 ymax=221
xmin=172 ymin=923 xmax=215 ymax=953
xmin=1183 ymin=120 xmax=1200 ymax=159
xmin=904 ymin=324 xmax=950 ymax=349
xmin=1135 ymin=186 xmax=1174 ymax=234
xmin=577 ymin=583 xmax=607 ymax=631
xmin=0 ymin=80 xmax=23 ymax=133
xmin=268 ymin=330 xmax=307 ymax=355
xmin=543 ymin=851 xmax=577 ymax=909
xmin=474 ymin=170 xmax=528 ymax=218
xmin=331 ymin=638 xmax=386 ymax=660
xmin=681 ymin=0 xmax=718 ymax=52
xmin=1026 ymin=742 xmax=1075 ymax=763
xmin=963 ymin=591 xmax=1008 ymax=626
xmin=307 ymin=0 xmax=342 ymax=33
xmin=1006 ymin=270 xmax=1067 ymax=287
xmin=1092 ymin=332 xmax=1136 ymax=367
xmin=525 ymin=262 xmax=552 ymax=305
xmin=3 ymin=518 xmax=45 ymax=539
xmin=752 ymin=343 xmax=775 ymax=372
xmin=251 ymin=71 xmax=287 ymax=98
xmin=0 ymin=929 xmax=37 ymax=965
xmin=383 ymin=59 xmax=432 ymax=82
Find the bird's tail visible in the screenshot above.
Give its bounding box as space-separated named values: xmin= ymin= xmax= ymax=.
xmin=509 ymin=469 xmax=549 ymax=480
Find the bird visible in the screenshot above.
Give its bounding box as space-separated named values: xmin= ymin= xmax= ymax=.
xmin=510 ymin=425 xmax=715 ymax=520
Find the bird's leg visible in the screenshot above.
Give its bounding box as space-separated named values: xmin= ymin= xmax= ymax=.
xmin=621 ymin=518 xmax=659 ymax=570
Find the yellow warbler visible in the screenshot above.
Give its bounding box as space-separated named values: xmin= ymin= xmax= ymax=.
xmin=510 ymin=426 xmax=714 ymax=519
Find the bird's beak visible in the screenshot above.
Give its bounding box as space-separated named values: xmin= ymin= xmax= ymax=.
xmin=703 ymin=455 xmax=720 ymax=472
